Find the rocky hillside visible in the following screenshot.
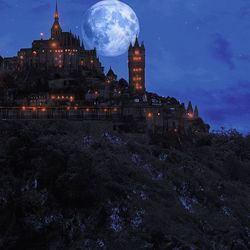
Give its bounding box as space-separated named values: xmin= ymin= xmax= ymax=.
xmin=0 ymin=121 xmax=249 ymax=250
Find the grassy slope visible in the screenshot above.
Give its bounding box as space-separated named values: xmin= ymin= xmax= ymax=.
xmin=0 ymin=121 xmax=249 ymax=250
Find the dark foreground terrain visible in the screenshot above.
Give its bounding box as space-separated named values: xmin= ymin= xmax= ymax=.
xmin=0 ymin=121 xmax=249 ymax=250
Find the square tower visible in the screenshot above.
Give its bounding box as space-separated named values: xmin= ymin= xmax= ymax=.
xmin=128 ymin=37 xmax=145 ymax=93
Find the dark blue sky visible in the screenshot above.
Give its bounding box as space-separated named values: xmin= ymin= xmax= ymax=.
xmin=0 ymin=0 xmax=250 ymax=133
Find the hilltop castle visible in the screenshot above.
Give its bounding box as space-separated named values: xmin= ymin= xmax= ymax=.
xmin=1 ymin=1 xmax=103 ymax=73
xmin=0 ymin=1 xmax=208 ymax=135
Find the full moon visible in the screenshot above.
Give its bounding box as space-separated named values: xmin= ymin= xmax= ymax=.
xmin=81 ymin=0 xmax=140 ymax=57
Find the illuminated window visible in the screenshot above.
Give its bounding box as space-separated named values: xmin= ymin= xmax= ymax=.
xmin=133 ymin=68 xmax=142 ymax=72
xmin=133 ymin=57 xmax=141 ymax=61
xmin=133 ymin=77 xmax=142 ymax=81
xmin=134 ymin=50 xmax=140 ymax=55
xmin=135 ymin=83 xmax=142 ymax=90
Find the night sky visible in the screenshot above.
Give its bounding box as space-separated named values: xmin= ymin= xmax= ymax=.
xmin=0 ymin=0 xmax=249 ymax=133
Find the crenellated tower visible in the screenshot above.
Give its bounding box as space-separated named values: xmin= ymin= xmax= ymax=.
xmin=51 ymin=0 xmax=62 ymax=40
xmin=128 ymin=37 xmax=146 ymax=93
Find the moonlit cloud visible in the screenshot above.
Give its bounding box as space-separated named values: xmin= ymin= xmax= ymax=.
xmin=210 ymin=33 xmax=235 ymax=70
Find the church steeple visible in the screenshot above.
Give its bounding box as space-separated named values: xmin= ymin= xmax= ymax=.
xmin=54 ymin=0 xmax=59 ymax=21
xmin=51 ymin=0 xmax=62 ymax=40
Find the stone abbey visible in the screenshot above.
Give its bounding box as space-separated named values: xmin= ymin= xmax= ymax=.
xmin=0 ymin=1 xmax=208 ymax=134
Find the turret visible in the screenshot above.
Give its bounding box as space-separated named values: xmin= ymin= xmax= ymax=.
xmin=81 ymin=41 xmax=85 ymax=50
xmin=187 ymin=101 xmax=193 ymax=113
xmin=134 ymin=36 xmax=139 ymax=47
xmin=178 ymin=103 xmax=186 ymax=117
xmin=106 ymin=66 xmax=117 ymax=83
xmin=187 ymin=101 xmax=194 ymax=119
xmin=194 ymin=105 xmax=199 ymax=118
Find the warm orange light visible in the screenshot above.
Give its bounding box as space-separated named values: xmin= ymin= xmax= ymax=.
xmin=70 ymin=96 xmax=74 ymax=102
xmin=21 ymin=106 xmax=26 ymax=111
xmin=135 ymin=83 xmax=142 ymax=90
xmin=20 ymin=55 xmax=24 ymax=60
xmin=74 ymin=106 xmax=78 ymax=110
xmin=157 ymin=112 xmax=161 ymax=116
xmin=134 ymin=50 xmax=140 ymax=55
xmin=41 ymin=108 xmax=46 ymax=112
xmin=32 ymin=51 xmax=37 ymax=56
xmin=86 ymin=108 xmax=90 ymax=112
xmin=133 ymin=68 xmax=142 ymax=72
xmin=67 ymin=107 xmax=70 ymax=111
xmin=51 ymin=42 xmax=57 ymax=48
xmin=32 ymin=107 xmax=37 ymax=112
xmin=90 ymin=59 xmax=94 ymax=64
xmin=133 ymin=56 xmax=141 ymax=61
xmin=133 ymin=77 xmax=142 ymax=81
xmin=113 ymin=108 xmax=118 ymax=112
xmin=188 ymin=112 xmax=194 ymax=119
xmin=147 ymin=112 xmax=153 ymax=118
xmin=104 ymin=108 xmax=108 ymax=112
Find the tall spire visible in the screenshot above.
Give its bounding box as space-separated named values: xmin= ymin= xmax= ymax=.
xmin=51 ymin=0 xmax=62 ymax=40
xmin=54 ymin=0 xmax=59 ymax=20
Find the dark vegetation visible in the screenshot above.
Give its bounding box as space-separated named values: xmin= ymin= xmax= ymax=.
xmin=0 ymin=121 xmax=249 ymax=250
